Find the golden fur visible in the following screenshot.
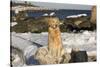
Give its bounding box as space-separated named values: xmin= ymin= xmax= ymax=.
xmin=47 ymin=17 xmax=64 ymax=58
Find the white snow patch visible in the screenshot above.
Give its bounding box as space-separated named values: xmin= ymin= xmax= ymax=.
xmin=42 ymin=13 xmax=48 ymax=16
xmin=66 ymin=14 xmax=87 ymax=18
xmin=50 ymin=12 xmax=55 ymax=16
xmin=11 ymin=22 xmax=17 ymax=27
xmin=87 ymin=51 xmax=96 ymax=56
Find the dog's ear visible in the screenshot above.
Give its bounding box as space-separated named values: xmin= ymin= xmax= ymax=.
xmin=43 ymin=17 xmax=61 ymax=27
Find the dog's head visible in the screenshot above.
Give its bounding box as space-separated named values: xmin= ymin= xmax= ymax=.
xmin=45 ymin=17 xmax=60 ymax=29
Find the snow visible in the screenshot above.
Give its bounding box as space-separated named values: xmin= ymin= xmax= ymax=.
xmin=11 ymin=32 xmax=38 ymax=59
xmin=42 ymin=12 xmax=56 ymax=16
xmin=77 ymin=14 xmax=87 ymax=17
xmin=11 ymin=31 xmax=96 ymax=58
xmin=50 ymin=12 xmax=55 ymax=16
xmin=66 ymin=14 xmax=87 ymax=18
xmin=42 ymin=13 xmax=48 ymax=16
xmin=11 ymin=22 xmax=17 ymax=27
xmin=62 ymin=31 xmax=96 ymax=46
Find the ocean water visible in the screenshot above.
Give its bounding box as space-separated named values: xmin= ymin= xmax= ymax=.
xmin=27 ymin=9 xmax=91 ymax=19
xmin=11 ymin=9 xmax=91 ymax=19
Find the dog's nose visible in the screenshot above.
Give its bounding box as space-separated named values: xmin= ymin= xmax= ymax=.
xmin=52 ymin=25 xmax=58 ymax=29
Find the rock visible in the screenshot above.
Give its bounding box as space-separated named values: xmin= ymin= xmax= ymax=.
xmin=11 ymin=17 xmax=48 ymax=33
xmin=78 ymin=21 xmax=91 ymax=29
xmin=61 ymin=53 xmax=71 ymax=63
xmin=34 ymin=47 xmax=71 ymax=64
xmin=90 ymin=6 xmax=96 ymax=24
xmin=63 ymin=15 xmax=97 ymax=32
xmin=74 ymin=20 xmax=83 ymax=26
xmin=69 ymin=50 xmax=88 ymax=62
xmin=26 ymin=56 xmax=40 ymax=65
xmin=34 ymin=47 xmax=56 ymax=64
xmin=87 ymin=51 xmax=96 ymax=62
xmin=88 ymin=56 xmax=96 ymax=62
xmin=11 ymin=46 xmax=25 ymax=66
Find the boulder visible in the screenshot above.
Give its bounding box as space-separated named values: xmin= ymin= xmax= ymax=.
xmin=69 ymin=50 xmax=88 ymax=62
xmin=11 ymin=46 xmax=25 ymax=66
xmin=26 ymin=56 xmax=40 ymax=65
xmin=90 ymin=6 xmax=96 ymax=24
xmin=34 ymin=47 xmax=71 ymax=64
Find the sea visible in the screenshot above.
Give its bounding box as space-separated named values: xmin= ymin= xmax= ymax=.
xmin=11 ymin=9 xmax=91 ymax=19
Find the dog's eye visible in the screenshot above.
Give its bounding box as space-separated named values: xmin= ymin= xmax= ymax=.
xmin=55 ymin=25 xmax=58 ymax=27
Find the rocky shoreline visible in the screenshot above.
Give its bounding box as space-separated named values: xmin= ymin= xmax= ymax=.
xmin=10 ymin=4 xmax=97 ymax=66
xmin=11 ymin=15 xmax=96 ymax=33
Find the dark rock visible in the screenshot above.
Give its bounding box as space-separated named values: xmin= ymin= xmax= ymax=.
xmin=11 ymin=17 xmax=48 ymax=33
xmin=63 ymin=16 xmax=96 ymax=32
xmin=26 ymin=56 xmax=40 ymax=65
xmin=69 ymin=51 xmax=88 ymax=63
